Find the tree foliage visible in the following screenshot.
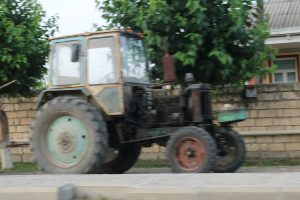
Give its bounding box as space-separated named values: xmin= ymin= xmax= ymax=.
xmin=0 ymin=0 xmax=57 ymax=96
xmin=97 ymin=0 xmax=274 ymax=86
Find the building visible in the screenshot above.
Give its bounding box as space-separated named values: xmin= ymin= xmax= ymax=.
xmin=265 ymin=0 xmax=300 ymax=83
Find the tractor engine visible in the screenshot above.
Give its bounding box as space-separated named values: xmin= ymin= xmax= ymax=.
xmin=183 ymin=83 xmax=213 ymax=124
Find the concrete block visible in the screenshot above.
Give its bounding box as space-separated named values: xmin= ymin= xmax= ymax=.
xmin=244 ymin=136 xmax=256 ymax=144
xmin=19 ymin=103 xmax=35 ymax=111
xmin=281 ymin=92 xmax=300 ymax=100
xmin=260 ymin=144 xmax=269 ymax=151
xmin=160 ymin=146 xmax=166 ymax=153
xmin=261 ymin=151 xmax=288 ymax=159
xmin=246 ymin=152 xmax=260 ymax=159
xmin=153 ymin=144 xmax=160 ymax=153
xmin=17 ymin=111 xmax=27 ymax=118
xmin=246 ymin=144 xmax=260 ymax=152
xmin=274 ymin=135 xmax=290 ymax=143
xmin=272 ymin=118 xmax=291 ymax=126
xmin=286 ymin=143 xmax=300 ymax=151
xmin=255 ymin=118 xmax=272 ymax=126
xmin=2 ymin=104 xmax=14 ymax=112
xmin=283 ymin=109 xmax=300 ymax=117
xmin=288 ymin=151 xmax=300 ymax=158
xmin=290 ymin=135 xmax=300 ymax=142
xmin=257 ymin=93 xmax=275 ymax=101
xmin=268 ymin=143 xmax=285 ymax=152
xmin=6 ymin=112 xmax=17 ymax=118
xmin=28 ymin=111 xmax=37 ymax=118
xmin=16 ymin=125 xmax=29 ymax=133
xmin=257 ymin=110 xmax=276 ymax=118
xmin=142 ymin=147 xmax=154 ymax=153
xmin=256 ymin=136 xmax=273 ymax=144
xmin=249 ymin=110 xmax=257 ymax=118
xmin=289 ymin=117 xmax=300 ymax=125
xmin=20 ymin=118 xmax=33 ymax=125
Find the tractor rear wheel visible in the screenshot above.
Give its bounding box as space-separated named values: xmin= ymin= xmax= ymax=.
xmin=167 ymin=126 xmax=216 ymax=173
xmin=30 ymin=96 xmax=108 ymax=174
xmin=212 ymin=127 xmax=246 ymax=173
xmin=98 ymin=143 xmax=141 ymax=174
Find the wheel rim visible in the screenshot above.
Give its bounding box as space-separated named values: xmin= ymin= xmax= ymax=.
xmin=46 ymin=115 xmax=89 ymax=168
xmin=175 ymin=137 xmax=205 ymax=171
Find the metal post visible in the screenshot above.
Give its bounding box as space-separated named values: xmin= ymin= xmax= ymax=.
xmin=0 ymin=110 xmax=13 ymax=169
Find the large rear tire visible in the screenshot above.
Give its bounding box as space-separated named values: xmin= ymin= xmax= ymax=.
xmin=98 ymin=143 xmax=141 ymax=174
xmin=30 ymin=96 xmax=108 ymax=174
xmin=167 ymin=126 xmax=216 ymax=173
xmin=212 ymin=127 xmax=246 ymax=173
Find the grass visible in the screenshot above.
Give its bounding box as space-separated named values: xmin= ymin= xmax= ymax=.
xmin=134 ymin=160 xmax=168 ymax=168
xmin=0 ymin=159 xmax=300 ymax=173
xmin=243 ymin=159 xmax=300 ymax=167
xmin=0 ymin=162 xmax=38 ymax=173
xmin=134 ymin=159 xmax=300 ymax=168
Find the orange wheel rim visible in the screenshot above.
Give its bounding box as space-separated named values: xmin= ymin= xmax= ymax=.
xmin=175 ymin=137 xmax=205 ymax=171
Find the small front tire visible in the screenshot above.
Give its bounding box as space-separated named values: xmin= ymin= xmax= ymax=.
xmin=212 ymin=127 xmax=246 ymax=173
xmin=167 ymin=126 xmax=216 ymax=173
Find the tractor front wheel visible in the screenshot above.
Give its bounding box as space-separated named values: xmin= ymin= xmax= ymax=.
xmin=30 ymin=96 xmax=109 ymax=174
xmin=167 ymin=126 xmax=216 ymax=173
xmin=212 ymin=127 xmax=246 ymax=173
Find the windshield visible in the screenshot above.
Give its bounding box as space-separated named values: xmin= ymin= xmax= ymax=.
xmin=120 ymin=35 xmax=149 ymax=84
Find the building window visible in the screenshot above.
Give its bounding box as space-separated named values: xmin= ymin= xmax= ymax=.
xmin=272 ymin=57 xmax=298 ymax=83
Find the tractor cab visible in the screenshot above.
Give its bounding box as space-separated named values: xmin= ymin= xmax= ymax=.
xmin=42 ymin=30 xmax=150 ymax=116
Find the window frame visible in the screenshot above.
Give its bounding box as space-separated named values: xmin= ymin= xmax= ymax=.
xmin=271 ymin=55 xmax=300 ymax=83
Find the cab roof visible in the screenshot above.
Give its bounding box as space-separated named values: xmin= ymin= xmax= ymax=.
xmin=49 ymin=29 xmax=143 ymax=41
xmin=49 ymin=30 xmax=120 ymax=41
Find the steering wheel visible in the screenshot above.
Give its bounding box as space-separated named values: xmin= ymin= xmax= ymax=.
xmin=100 ymin=72 xmax=117 ymax=83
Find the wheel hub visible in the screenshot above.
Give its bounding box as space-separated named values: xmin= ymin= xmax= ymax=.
xmin=56 ymin=130 xmax=77 ymax=153
xmin=185 ymin=149 xmax=196 ymax=157
xmin=176 ymin=137 xmax=205 ymax=170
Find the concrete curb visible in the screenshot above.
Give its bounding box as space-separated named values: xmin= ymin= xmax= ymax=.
xmin=0 ymin=174 xmax=300 ymax=200
xmin=0 ymin=184 xmax=75 ymax=200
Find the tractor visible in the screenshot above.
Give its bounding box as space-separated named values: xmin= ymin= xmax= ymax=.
xmin=30 ymin=30 xmax=247 ymax=174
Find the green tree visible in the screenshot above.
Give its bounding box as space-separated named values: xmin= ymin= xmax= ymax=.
xmin=0 ymin=0 xmax=57 ymax=96
xmin=97 ymin=0 xmax=274 ymax=86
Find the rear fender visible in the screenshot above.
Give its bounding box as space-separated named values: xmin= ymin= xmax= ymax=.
xmin=36 ymin=87 xmax=90 ymax=108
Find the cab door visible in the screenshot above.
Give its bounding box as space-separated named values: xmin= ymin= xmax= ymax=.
xmin=86 ymin=34 xmax=124 ymax=116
